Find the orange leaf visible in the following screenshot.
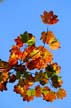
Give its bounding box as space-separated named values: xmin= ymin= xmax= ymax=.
xmin=43 ymin=91 xmax=56 ymax=102
xmin=40 ymin=31 xmax=55 ymax=44
xmin=56 ymin=88 xmax=66 ymax=99
xmin=50 ymin=41 xmax=60 ymax=50
xmin=0 ymin=82 xmax=7 ymax=91
xmin=35 ymin=85 xmax=42 ymax=97
xmin=41 ymin=10 xmax=59 ymax=25
xmin=14 ymin=36 xmax=24 ymax=47
xmin=40 ymin=31 xmax=60 ymax=50
xmin=0 ymin=71 xmax=9 ymax=83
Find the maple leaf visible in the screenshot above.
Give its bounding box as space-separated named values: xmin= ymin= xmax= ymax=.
xmin=26 ymin=46 xmax=53 ymax=70
xmin=51 ymin=63 xmax=61 ymax=75
xmin=8 ymin=53 xmax=18 ymax=66
xmin=14 ymin=36 xmax=24 ymax=47
xmin=30 ymin=49 xmax=40 ymax=60
xmin=56 ymin=88 xmax=66 ymax=99
xmin=9 ymin=46 xmax=22 ymax=59
xmin=14 ymin=85 xmax=26 ymax=96
xmin=0 ymin=59 xmax=12 ymax=72
xmin=22 ymin=45 xmax=36 ymax=61
xmin=50 ymin=40 xmax=60 ymax=50
xmin=23 ymin=95 xmax=34 ymax=102
xmin=42 ymin=91 xmax=56 ymax=102
xmin=35 ymin=85 xmax=42 ymax=97
xmin=20 ymin=31 xmax=29 ymax=43
xmin=9 ymin=74 xmax=16 ymax=83
xmin=51 ymin=75 xmax=63 ymax=88
xmin=26 ymin=60 xmax=36 ymax=70
xmin=27 ymin=33 xmax=35 ymax=46
xmin=0 ymin=71 xmax=9 ymax=83
xmin=41 ymin=10 xmax=59 ymax=25
xmin=20 ymin=32 xmax=35 ymax=46
xmin=40 ymin=31 xmax=60 ymax=50
xmin=9 ymin=46 xmax=23 ymax=66
xmin=0 ymin=82 xmax=7 ymax=92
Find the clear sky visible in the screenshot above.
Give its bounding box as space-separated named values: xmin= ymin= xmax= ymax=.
xmin=0 ymin=0 xmax=71 ymax=108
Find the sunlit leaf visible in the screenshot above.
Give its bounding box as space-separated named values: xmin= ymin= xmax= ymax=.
xmin=56 ymin=88 xmax=66 ymax=99
xmin=31 ymin=89 xmax=35 ymax=96
xmin=27 ymin=36 xmax=35 ymax=46
xmin=26 ymin=89 xmax=32 ymax=96
xmin=40 ymin=31 xmax=60 ymax=50
xmin=41 ymin=10 xmax=59 ymax=25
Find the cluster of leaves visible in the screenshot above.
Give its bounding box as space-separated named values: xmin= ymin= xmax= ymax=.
xmin=0 ymin=10 xmax=66 ymax=102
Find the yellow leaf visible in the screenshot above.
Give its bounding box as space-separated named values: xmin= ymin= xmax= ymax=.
xmin=49 ymin=41 xmax=60 ymax=50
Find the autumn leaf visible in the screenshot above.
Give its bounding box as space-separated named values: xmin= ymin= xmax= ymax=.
xmin=40 ymin=31 xmax=60 ymax=50
xmin=23 ymin=95 xmax=34 ymax=102
xmin=9 ymin=46 xmax=22 ymax=59
xmin=51 ymin=75 xmax=63 ymax=88
xmin=42 ymin=91 xmax=56 ymax=102
xmin=35 ymin=85 xmax=42 ymax=97
xmin=51 ymin=63 xmax=61 ymax=75
xmin=50 ymin=40 xmax=60 ymax=50
xmin=30 ymin=49 xmax=40 ymax=60
xmin=0 ymin=82 xmax=7 ymax=92
xmin=41 ymin=10 xmax=59 ymax=25
xmin=14 ymin=36 xmax=24 ymax=47
xmin=0 ymin=71 xmax=9 ymax=85
xmin=8 ymin=53 xmax=18 ymax=66
xmin=9 ymin=74 xmax=16 ymax=83
xmin=0 ymin=60 xmax=11 ymax=72
xmin=56 ymin=88 xmax=66 ymax=99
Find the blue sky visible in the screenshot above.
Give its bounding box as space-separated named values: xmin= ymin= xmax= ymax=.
xmin=0 ymin=0 xmax=71 ymax=108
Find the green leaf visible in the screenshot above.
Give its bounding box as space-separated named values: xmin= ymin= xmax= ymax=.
xmin=44 ymin=72 xmax=48 ymax=78
xmin=31 ymin=89 xmax=35 ymax=96
xmin=24 ymin=71 xmax=30 ymax=78
xmin=51 ymin=75 xmax=58 ymax=83
xmin=16 ymin=71 xmax=21 ymax=79
xmin=46 ymin=71 xmax=53 ymax=77
xmin=27 ymin=37 xmax=35 ymax=46
xmin=20 ymin=31 xmax=29 ymax=43
xmin=42 ymin=89 xmax=49 ymax=95
xmin=26 ymin=89 xmax=32 ymax=96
